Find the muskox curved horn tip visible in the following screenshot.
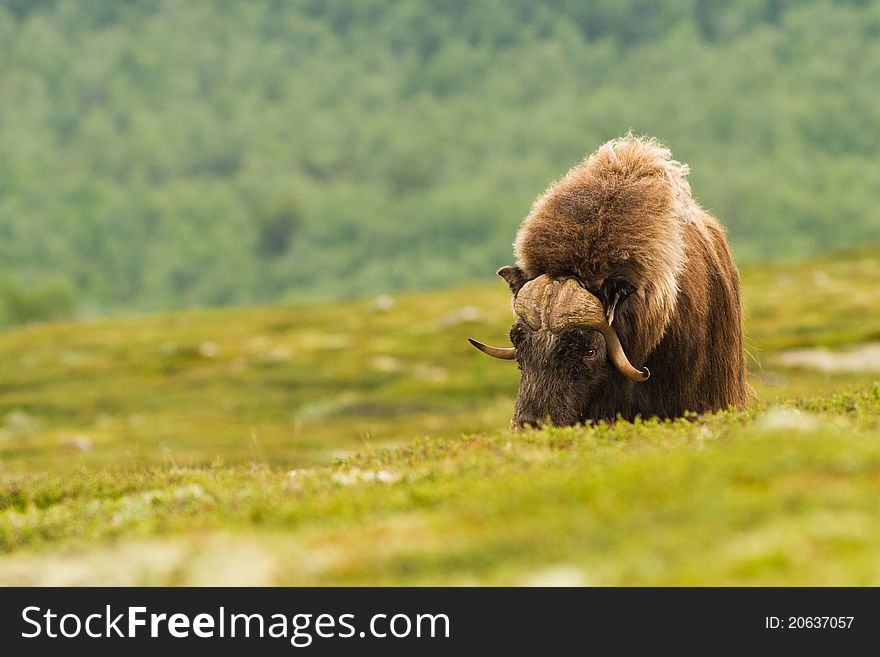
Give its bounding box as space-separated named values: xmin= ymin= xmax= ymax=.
xmin=468 ymin=338 xmax=516 ymax=360
xmin=625 ymin=365 xmax=651 ymax=382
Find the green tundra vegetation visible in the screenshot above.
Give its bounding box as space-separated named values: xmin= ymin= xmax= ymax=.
xmin=1 ymin=0 xmax=880 ymax=325
xmin=1 ymin=246 xmax=879 ymax=584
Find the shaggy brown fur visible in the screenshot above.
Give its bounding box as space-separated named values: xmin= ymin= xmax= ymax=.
xmin=498 ymin=135 xmax=747 ymax=426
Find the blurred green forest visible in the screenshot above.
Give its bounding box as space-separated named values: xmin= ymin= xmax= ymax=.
xmin=1 ymin=0 xmax=878 ymax=324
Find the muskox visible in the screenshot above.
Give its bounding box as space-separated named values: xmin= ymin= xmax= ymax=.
xmin=470 ymin=135 xmax=748 ymax=428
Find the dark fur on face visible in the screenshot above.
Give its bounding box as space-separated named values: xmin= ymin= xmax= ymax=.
xmin=510 ymin=322 xmax=621 ymax=427
xmin=496 ymin=135 xmax=748 ymax=428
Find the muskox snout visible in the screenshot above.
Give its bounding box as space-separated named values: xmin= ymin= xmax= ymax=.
xmin=511 ymin=399 xmax=580 ymax=430
xmin=511 ymin=412 xmax=576 ymax=431
xmin=511 ymin=402 xmax=544 ymax=430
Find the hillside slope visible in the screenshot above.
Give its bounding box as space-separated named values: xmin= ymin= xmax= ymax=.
xmin=2 ymin=245 xmax=880 ymax=473
xmin=1 ymin=247 xmax=879 ymax=584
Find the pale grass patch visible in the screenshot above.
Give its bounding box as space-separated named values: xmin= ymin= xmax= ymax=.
xmin=330 ymin=468 xmax=402 ymax=486
xmin=0 ymin=533 xmax=278 ymax=586
xmin=198 ymin=341 xmax=221 ymax=358
xmin=518 ymin=565 xmax=588 ymax=587
xmin=370 ymin=355 xmax=403 ymax=372
xmin=756 ymin=407 xmax=819 ymax=432
xmin=776 ymin=343 xmax=880 ymax=372
xmin=296 ymin=332 xmax=351 ymax=351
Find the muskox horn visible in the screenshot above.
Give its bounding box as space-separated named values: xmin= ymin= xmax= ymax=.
xmin=512 ymin=274 xmax=555 ymax=331
xmin=597 ymin=323 xmax=650 ymax=382
xmin=468 ymin=338 xmax=516 ymax=360
xmin=540 ymin=277 xmax=650 ymax=383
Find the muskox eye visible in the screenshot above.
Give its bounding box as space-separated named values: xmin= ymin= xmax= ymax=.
xmin=584 ymin=349 xmax=597 ymax=360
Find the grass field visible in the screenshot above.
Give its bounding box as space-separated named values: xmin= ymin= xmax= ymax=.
xmin=1 ymin=246 xmax=879 ymax=584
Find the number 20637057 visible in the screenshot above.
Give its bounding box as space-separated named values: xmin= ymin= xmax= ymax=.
xmin=765 ymin=616 xmax=854 ymax=629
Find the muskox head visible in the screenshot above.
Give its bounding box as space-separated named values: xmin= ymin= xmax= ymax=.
xmin=470 ymin=266 xmax=648 ymax=429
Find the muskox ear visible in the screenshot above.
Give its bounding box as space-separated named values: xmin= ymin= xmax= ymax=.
xmin=497 ymin=265 xmax=528 ymax=295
